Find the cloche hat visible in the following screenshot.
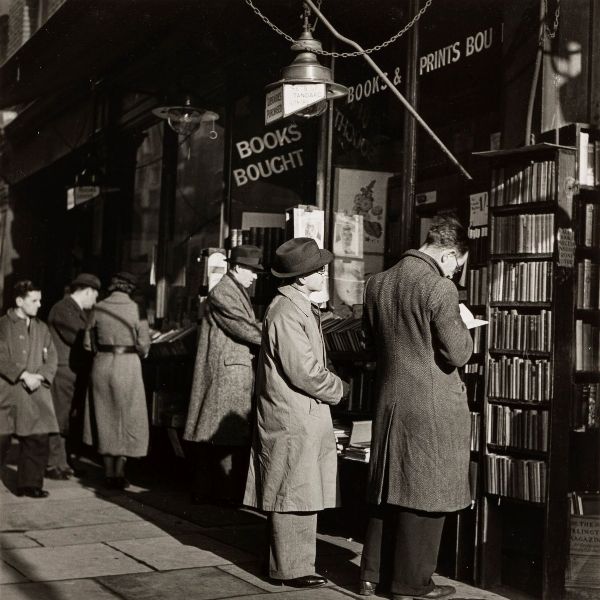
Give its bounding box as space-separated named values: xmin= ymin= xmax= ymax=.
xmin=271 ymin=237 xmax=333 ymax=278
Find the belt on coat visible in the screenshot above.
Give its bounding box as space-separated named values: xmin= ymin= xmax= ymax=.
xmin=96 ymin=344 xmax=137 ymax=354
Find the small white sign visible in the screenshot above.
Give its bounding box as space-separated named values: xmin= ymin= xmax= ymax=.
xmin=283 ymin=83 xmax=326 ymax=117
xmin=415 ymin=190 xmax=437 ymax=206
xmin=265 ymin=87 xmax=284 ymax=125
xmin=66 ymin=186 xmax=100 ymax=210
xmin=469 ymin=191 xmax=488 ymax=227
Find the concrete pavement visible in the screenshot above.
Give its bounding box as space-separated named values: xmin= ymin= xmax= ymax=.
xmin=0 ymin=456 xmax=512 ymax=600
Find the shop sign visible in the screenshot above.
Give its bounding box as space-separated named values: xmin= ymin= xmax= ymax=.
xmin=265 ymin=83 xmax=326 ymax=125
xmin=233 ymin=123 xmax=304 ymax=187
xmin=66 ymin=185 xmax=100 ymax=210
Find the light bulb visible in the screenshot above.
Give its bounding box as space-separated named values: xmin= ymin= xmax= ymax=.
xmin=166 ymin=107 xmax=203 ymax=136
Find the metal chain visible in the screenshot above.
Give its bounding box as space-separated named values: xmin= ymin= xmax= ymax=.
xmin=244 ymin=0 xmax=433 ymax=58
xmin=542 ymin=0 xmax=560 ymax=40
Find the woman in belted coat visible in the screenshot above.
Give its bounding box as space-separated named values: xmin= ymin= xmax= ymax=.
xmin=84 ymin=272 xmax=150 ymax=489
xmin=184 ymin=245 xmax=263 ymax=504
xmin=244 ymin=238 xmax=347 ymax=589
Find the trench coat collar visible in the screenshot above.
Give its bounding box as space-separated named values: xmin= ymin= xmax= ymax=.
xmin=402 ymin=249 xmax=445 ymax=278
xmin=226 ymin=271 xmax=251 ymax=305
xmin=277 ymin=284 xmax=312 ymax=318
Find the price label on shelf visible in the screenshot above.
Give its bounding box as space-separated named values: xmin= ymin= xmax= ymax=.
xmin=557 ymin=228 xmax=575 ymax=268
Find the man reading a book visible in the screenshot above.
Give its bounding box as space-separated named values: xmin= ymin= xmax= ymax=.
xmin=359 ymin=215 xmax=473 ymax=600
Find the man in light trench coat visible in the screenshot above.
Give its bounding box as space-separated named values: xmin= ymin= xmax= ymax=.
xmin=0 ymin=280 xmax=58 ymax=498
xmin=358 ymin=215 xmax=473 ymax=600
xmin=184 ymin=245 xmax=263 ymax=505
xmin=244 ymin=237 xmax=348 ymax=589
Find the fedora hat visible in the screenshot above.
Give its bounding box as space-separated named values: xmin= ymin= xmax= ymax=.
xmin=227 ymin=245 xmax=263 ymax=271
xmin=71 ymin=273 xmax=101 ymax=290
xmin=271 ymin=237 xmax=333 ymax=278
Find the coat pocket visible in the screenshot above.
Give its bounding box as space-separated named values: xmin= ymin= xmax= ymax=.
xmin=224 ymin=355 xmax=252 ymax=367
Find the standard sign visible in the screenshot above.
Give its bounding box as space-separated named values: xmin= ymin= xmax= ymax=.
xmin=265 ymin=83 xmax=326 ymax=124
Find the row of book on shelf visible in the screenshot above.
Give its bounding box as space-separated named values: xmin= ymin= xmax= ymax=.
xmin=229 ymin=226 xmax=287 ymax=267
xmin=470 ymin=412 xmax=480 ymax=451
xmin=490 ymin=260 xmax=553 ymax=302
xmin=576 ymin=260 xmax=600 ymax=309
xmin=467 ymin=267 xmax=488 ymax=306
xmin=486 ymin=405 xmax=548 ymax=452
xmin=572 ymin=383 xmax=599 ymax=430
xmin=489 ymin=308 xmax=552 ymax=352
xmin=576 ymin=131 xmax=600 ymax=186
xmin=575 ymin=321 xmax=600 ymax=372
xmin=487 ymin=357 xmax=553 ymax=402
xmin=490 ymin=161 xmax=557 ymax=207
xmin=485 ymin=453 xmax=546 ymax=503
xmin=577 ymin=202 xmax=600 ymax=247
xmin=490 ymin=214 xmax=554 ymax=255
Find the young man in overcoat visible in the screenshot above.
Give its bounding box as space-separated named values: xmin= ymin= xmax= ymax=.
xmin=0 ymin=280 xmax=58 ymax=497
xmin=359 ymin=215 xmax=473 ymax=600
xmin=244 ymin=237 xmax=348 ymax=589
xmin=47 ymin=273 xmax=100 ymax=479
xmin=184 ymin=245 xmax=264 ymax=505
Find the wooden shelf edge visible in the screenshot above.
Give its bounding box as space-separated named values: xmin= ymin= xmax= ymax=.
xmin=487 ymin=397 xmax=550 ymax=409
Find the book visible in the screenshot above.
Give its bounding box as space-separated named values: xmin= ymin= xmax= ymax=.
xmin=459 ymin=303 xmax=488 ymax=329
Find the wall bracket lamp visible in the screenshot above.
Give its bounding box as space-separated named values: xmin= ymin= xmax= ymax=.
xmin=153 ymin=94 xmax=219 ymax=137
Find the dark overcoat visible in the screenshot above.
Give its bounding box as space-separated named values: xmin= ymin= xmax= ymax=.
xmin=48 ymin=295 xmax=91 ymax=432
xmin=364 ymin=250 xmax=473 ymax=513
xmin=183 ymin=273 xmax=262 ymax=445
xmin=244 ymin=284 xmax=344 ymax=512
xmin=0 ymin=309 xmax=59 ymax=436
xmin=83 ymin=292 xmax=151 ymax=457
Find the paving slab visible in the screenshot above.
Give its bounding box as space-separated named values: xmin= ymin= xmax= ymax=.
xmin=0 ymin=497 xmax=142 ymax=531
xmin=199 ymin=523 xmax=266 ymax=556
xmin=2 ymin=542 xmax=152 ymax=581
xmin=106 ymin=535 xmax=255 ymax=570
xmin=0 ymin=561 xmax=28 ymax=584
xmin=225 ymin=587 xmax=361 ymax=600
xmin=25 ymin=521 xmax=170 ymax=547
xmin=98 ymin=565 xmax=265 ymax=600
xmin=0 ymin=533 xmax=40 ymax=549
xmin=101 ymin=495 xmax=208 ymax=534
xmin=0 ymin=487 xmax=97 ymax=505
xmin=0 ymin=579 xmax=122 ymax=600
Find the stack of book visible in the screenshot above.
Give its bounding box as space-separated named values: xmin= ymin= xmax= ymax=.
xmin=343 ymin=420 xmax=372 ymax=463
xmin=332 ymin=421 xmax=351 ymax=455
xmin=344 ymin=442 xmax=371 ymax=462
xmin=322 ymin=316 xmax=363 ymax=353
xmin=149 ymin=325 xmax=197 ymax=357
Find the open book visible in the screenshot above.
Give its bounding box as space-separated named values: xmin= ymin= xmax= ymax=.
xmin=459 ymin=303 xmax=488 ymax=329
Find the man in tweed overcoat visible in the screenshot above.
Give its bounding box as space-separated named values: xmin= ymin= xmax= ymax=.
xmin=359 ymin=216 xmax=473 ymax=600
xmin=184 ymin=245 xmax=263 ymax=505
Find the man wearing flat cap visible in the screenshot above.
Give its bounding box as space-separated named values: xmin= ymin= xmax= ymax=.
xmin=47 ymin=273 xmax=100 ymax=479
xmin=184 ymin=245 xmax=264 ymax=506
xmin=244 ymin=237 xmax=348 ymax=589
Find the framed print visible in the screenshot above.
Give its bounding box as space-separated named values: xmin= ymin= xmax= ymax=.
xmin=333 ymin=168 xmax=394 ymax=254
xmin=333 ymin=213 xmax=364 ymax=259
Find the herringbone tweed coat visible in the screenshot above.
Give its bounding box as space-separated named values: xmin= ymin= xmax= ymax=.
xmin=364 ymin=249 xmax=473 ymax=513
xmin=183 ymin=273 xmax=262 ymax=445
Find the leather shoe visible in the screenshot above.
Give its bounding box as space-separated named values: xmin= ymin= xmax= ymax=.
xmin=277 ymin=575 xmax=328 ymax=588
xmin=45 ymin=467 xmax=69 ymax=480
xmin=360 ymin=580 xmax=376 ymax=596
xmin=393 ymin=584 xmax=456 ymax=600
xmin=16 ymin=487 xmax=49 ymax=498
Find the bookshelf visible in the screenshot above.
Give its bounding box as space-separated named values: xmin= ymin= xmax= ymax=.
xmin=566 ymin=125 xmax=600 ymax=598
xmin=476 ymin=143 xmax=577 ymax=599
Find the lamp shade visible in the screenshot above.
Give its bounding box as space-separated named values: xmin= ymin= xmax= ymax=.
xmin=153 ymin=95 xmax=219 ymax=136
